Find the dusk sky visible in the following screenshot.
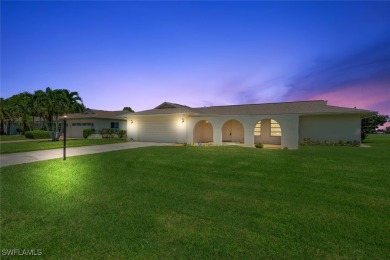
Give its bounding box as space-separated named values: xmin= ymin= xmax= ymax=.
xmin=1 ymin=1 xmax=390 ymax=126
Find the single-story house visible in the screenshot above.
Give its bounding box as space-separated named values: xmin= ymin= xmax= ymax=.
xmin=122 ymin=100 xmax=373 ymax=149
xmin=64 ymin=109 xmax=127 ymax=138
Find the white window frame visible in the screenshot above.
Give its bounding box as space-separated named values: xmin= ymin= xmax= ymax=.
xmin=270 ymin=119 xmax=281 ymax=137
xmin=254 ymin=121 xmax=261 ymax=136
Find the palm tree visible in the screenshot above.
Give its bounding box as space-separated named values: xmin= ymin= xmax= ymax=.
xmin=2 ymin=88 xmax=86 ymax=140
xmin=62 ymin=89 xmax=85 ymax=114
xmin=43 ymin=87 xmax=85 ymax=141
xmin=32 ymin=90 xmax=47 ymax=129
xmin=43 ymin=87 xmax=65 ymax=140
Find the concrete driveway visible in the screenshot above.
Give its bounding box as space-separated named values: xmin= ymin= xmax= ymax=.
xmin=0 ymin=142 xmax=174 ymax=168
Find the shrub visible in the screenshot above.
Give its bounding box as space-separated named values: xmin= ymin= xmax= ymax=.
xmin=255 ymin=143 xmax=264 ymax=148
xmin=98 ymin=129 xmax=126 ymax=139
xmin=116 ymin=130 xmax=127 ymax=138
xmin=25 ymin=130 xmax=50 ymax=139
xmin=83 ymin=129 xmax=95 ymax=138
xmin=300 ymin=138 xmax=360 ymax=147
xmin=98 ymin=129 xmax=114 ymax=138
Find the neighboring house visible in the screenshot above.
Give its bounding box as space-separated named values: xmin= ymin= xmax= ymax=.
xmin=2 ymin=121 xmax=18 ymax=135
xmin=122 ymin=100 xmax=373 ymax=149
xmin=64 ymin=109 xmax=127 ymax=138
xmin=1 ymin=116 xmax=45 ymax=135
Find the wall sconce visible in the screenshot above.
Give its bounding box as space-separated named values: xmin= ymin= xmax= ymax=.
xmin=182 ymin=118 xmax=185 ymax=123
xmin=130 ymin=119 xmax=133 ymax=124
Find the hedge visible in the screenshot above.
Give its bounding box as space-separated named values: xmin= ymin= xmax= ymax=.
xmin=83 ymin=129 xmax=95 ymax=138
xmin=25 ymin=130 xmax=50 ymax=139
xmin=98 ymin=129 xmax=127 ymax=138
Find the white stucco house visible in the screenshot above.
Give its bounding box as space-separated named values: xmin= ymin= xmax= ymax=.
xmin=122 ymin=100 xmax=373 ymax=149
xmin=64 ymin=109 xmax=127 ymax=138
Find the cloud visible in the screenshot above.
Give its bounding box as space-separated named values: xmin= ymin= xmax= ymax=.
xmin=285 ymin=39 xmax=390 ymax=120
xmin=287 ymin=40 xmax=390 ymax=100
xmin=215 ymin=76 xmax=290 ymax=105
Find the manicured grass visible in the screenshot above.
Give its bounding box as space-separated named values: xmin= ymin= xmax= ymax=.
xmin=1 ymin=135 xmax=389 ymax=258
xmin=0 ymin=138 xmax=126 ymax=154
xmin=0 ymin=135 xmax=28 ymax=141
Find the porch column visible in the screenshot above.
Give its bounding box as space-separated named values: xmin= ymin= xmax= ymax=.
xmin=213 ymin=123 xmax=223 ymax=146
xmin=281 ymin=115 xmax=299 ymax=149
xmin=244 ymin=124 xmax=254 ymax=148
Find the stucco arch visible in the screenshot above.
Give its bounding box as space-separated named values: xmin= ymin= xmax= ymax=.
xmin=222 ymin=119 xmax=245 ymax=143
xmin=193 ymin=120 xmax=213 ymax=144
xmin=253 ymin=118 xmax=282 ymax=145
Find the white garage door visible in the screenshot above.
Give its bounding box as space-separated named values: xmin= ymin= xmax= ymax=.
xmin=138 ymin=117 xmax=179 ymax=143
xmin=70 ymin=126 xmax=90 ymax=138
xmin=69 ymin=122 xmax=94 ymax=138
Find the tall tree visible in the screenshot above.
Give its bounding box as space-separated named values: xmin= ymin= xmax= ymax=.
xmin=8 ymin=92 xmax=34 ymax=132
xmin=62 ymin=89 xmax=86 ymax=114
xmin=42 ymin=87 xmax=85 ymax=141
xmin=361 ymin=113 xmax=390 ymax=140
xmin=32 ymin=90 xmax=47 ymax=129
xmin=123 ymin=107 xmax=134 ymax=112
xmin=0 ymin=98 xmax=12 ymax=134
xmin=1 ymin=88 xmax=85 ymax=138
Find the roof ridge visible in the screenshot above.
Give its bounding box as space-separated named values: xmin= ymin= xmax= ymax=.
xmin=196 ymin=100 xmax=327 ymax=109
xmin=87 ymin=108 xmax=123 ymax=112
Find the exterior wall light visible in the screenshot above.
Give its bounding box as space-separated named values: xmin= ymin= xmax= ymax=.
xmin=182 ymin=118 xmax=185 ymax=123
xmin=130 ymin=119 xmax=133 ymax=124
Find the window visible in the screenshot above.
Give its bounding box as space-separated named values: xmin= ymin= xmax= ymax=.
xmin=254 ymin=122 xmax=261 ymax=136
xmin=270 ymin=119 xmax=281 ymax=136
xmin=72 ymin=122 xmax=94 ymax=127
xmin=111 ymin=122 xmax=119 ymax=129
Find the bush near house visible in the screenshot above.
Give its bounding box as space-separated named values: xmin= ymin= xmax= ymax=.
xmin=24 ymin=130 xmax=50 ymax=139
xmin=83 ymin=129 xmax=95 ymax=138
xmin=98 ymin=129 xmax=127 ymax=139
xmin=255 ymin=142 xmax=264 ymax=148
xmin=300 ymin=138 xmax=360 ymax=147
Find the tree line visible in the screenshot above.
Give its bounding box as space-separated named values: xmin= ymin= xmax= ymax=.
xmin=0 ymin=87 xmax=85 ymax=141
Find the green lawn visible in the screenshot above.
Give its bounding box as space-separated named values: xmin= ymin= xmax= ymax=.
xmin=0 ymin=138 xmax=126 ymax=154
xmin=0 ymin=135 xmax=28 ymax=141
xmin=1 ymin=135 xmax=389 ymax=258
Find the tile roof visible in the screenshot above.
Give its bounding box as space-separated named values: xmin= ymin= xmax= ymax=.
xmin=127 ymin=100 xmax=374 ymax=117
xmin=154 ymin=102 xmax=191 ymax=109
xmin=64 ymin=109 xmax=126 ymax=120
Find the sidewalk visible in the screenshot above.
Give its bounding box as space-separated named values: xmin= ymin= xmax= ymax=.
xmin=0 ymin=142 xmax=174 ymax=168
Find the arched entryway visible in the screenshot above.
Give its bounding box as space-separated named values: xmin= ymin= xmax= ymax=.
xmin=253 ymin=119 xmax=282 ymax=146
xmin=222 ymin=119 xmax=244 ymax=144
xmin=193 ymin=120 xmax=213 ymax=144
